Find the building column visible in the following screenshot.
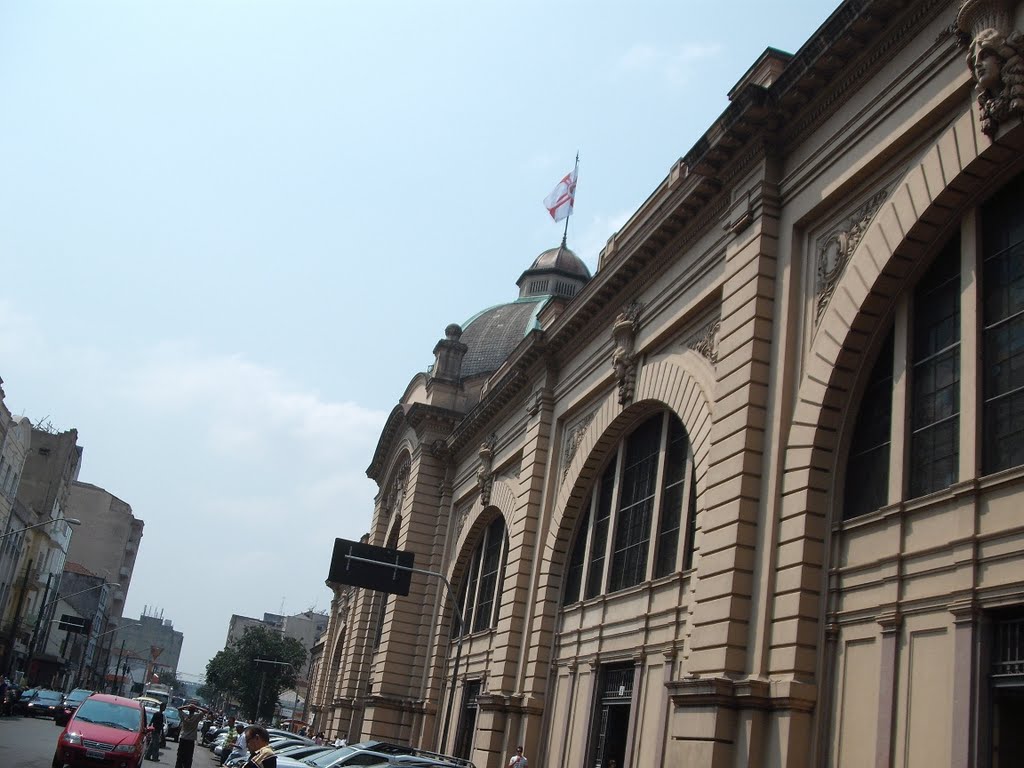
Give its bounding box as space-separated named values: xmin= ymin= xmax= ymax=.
xmin=950 ymin=601 xmax=979 ymax=768
xmin=874 ymin=612 xmax=901 ymax=768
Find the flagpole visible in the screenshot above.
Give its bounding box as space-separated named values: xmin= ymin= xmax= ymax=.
xmin=561 ymin=151 xmax=579 ymax=248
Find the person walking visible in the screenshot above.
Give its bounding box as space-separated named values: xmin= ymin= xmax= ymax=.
xmin=174 ymin=701 xmax=210 ymax=768
xmin=508 ymin=745 xmax=528 ymax=768
xmin=146 ymin=704 xmax=166 ymax=761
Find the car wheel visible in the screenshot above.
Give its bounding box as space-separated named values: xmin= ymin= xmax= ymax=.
xmin=52 ymin=754 xmax=63 ymax=768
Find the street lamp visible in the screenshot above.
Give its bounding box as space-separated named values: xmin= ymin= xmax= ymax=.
xmin=0 ymin=517 xmax=81 ymax=540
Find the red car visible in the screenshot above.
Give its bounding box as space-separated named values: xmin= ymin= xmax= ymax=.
xmin=52 ymin=693 xmax=149 ymax=768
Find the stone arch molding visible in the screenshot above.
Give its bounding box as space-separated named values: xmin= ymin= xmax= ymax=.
xmin=547 ymin=356 xmax=715 ymax=563
xmin=773 ymin=107 xmax=1024 ymax=674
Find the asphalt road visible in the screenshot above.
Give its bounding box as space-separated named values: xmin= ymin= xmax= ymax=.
xmin=0 ymin=713 xmax=221 ymax=768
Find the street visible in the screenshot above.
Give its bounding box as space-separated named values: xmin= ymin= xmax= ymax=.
xmin=0 ymin=713 xmax=221 ymax=768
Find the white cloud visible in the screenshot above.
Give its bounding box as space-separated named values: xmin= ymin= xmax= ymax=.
xmin=121 ymin=343 xmax=384 ymax=464
xmin=616 ymin=42 xmax=722 ymax=85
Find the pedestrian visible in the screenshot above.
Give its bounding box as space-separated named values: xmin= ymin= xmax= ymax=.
xmin=508 ymin=745 xmax=528 ymax=768
xmin=241 ymin=725 xmax=277 ymax=768
xmin=333 ymin=734 xmax=347 ymax=747
xmin=174 ymin=701 xmax=210 ymax=768
xmin=225 ymin=722 xmax=248 ymax=765
xmin=146 ymin=704 xmax=166 ymax=761
xmin=0 ymin=677 xmax=8 ymax=718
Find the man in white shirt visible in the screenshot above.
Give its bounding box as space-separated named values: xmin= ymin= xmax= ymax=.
xmin=508 ymin=745 xmax=527 ymax=767
xmin=333 ymin=735 xmax=347 ymax=748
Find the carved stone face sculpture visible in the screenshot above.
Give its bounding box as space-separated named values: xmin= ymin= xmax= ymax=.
xmin=971 ymin=30 xmax=1004 ymax=91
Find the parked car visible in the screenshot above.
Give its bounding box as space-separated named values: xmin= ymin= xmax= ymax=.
xmin=164 ymin=706 xmax=182 ymax=741
xmin=54 ymin=689 xmax=94 ymax=727
xmin=52 ymin=693 xmax=149 ymax=768
xmin=288 ymin=741 xmax=474 ymax=768
xmin=27 ymin=689 xmax=65 ymax=718
xmin=13 ymin=687 xmax=39 ymax=715
xmin=274 ymin=744 xmax=334 ymax=761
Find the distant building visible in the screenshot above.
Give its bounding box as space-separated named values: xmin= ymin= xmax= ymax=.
xmin=113 ymin=609 xmax=184 ymax=694
xmin=66 ymin=481 xmax=144 ymax=626
xmin=225 ymin=614 xmax=268 ymax=647
xmin=225 ymin=610 xmax=328 ymax=652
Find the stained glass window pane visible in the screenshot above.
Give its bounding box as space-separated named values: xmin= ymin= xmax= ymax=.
xmin=563 ymin=506 xmax=590 ymax=605
xmin=610 ymin=415 xmax=662 ymax=592
xmin=585 ymin=458 xmax=617 ymax=599
xmin=983 ymin=172 xmax=1024 ymax=474
xmin=473 ymin=518 xmax=506 ymax=632
xmin=910 ymin=239 xmax=960 ymax=498
xmin=655 ymin=416 xmax=688 ymax=578
xmin=844 ymin=330 xmax=894 ymax=519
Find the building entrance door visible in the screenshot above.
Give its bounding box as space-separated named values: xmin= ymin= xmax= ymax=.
xmin=590 ymin=663 xmax=633 ymax=768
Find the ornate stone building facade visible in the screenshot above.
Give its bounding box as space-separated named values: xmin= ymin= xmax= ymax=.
xmin=311 ymin=1 xmax=1024 ymax=766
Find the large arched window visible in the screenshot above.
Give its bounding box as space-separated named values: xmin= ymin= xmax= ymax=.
xmin=563 ymin=410 xmax=696 ymax=605
xmin=454 ymin=516 xmax=507 ymax=636
xmin=843 ymin=170 xmax=1024 ymax=518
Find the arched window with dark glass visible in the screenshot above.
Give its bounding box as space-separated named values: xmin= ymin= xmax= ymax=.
xmin=454 ymin=516 xmax=508 ymax=636
xmin=563 ymin=410 xmax=697 ymax=605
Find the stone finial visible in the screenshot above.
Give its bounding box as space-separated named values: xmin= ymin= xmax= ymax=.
xmin=957 ymin=0 xmax=1024 ymax=136
xmin=432 ymin=323 xmax=468 ymax=382
xmin=611 ymin=302 xmax=642 ymax=405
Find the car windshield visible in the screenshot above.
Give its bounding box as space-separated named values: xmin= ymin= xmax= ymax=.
xmin=74 ymin=699 xmax=142 ymax=731
xmin=305 ymin=748 xmax=353 ymax=767
xmin=65 ymin=690 xmax=92 ymax=704
xmin=19 ymin=688 xmax=38 ymax=700
xmin=35 ymin=690 xmax=63 ymax=702
xmin=165 ymin=708 xmax=181 ymax=722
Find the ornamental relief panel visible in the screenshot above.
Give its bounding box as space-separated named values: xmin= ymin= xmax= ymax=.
xmin=682 ymin=308 xmax=722 ymax=365
xmin=812 ymin=185 xmax=892 ymax=326
xmin=562 ymin=410 xmax=597 ymax=481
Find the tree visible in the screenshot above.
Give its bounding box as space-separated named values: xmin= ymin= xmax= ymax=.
xmin=203 ymin=626 xmax=306 ymax=721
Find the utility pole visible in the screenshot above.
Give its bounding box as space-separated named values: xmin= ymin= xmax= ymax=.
xmin=3 ymin=557 xmax=33 ymax=679
xmin=114 ymin=639 xmax=127 ymax=695
xmin=254 ymin=658 xmax=292 ymax=723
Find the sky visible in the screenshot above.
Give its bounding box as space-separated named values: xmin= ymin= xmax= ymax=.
xmin=0 ymin=0 xmax=835 ymax=677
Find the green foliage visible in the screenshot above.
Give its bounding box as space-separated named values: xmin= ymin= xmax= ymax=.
xmin=203 ymin=626 xmax=306 ymax=721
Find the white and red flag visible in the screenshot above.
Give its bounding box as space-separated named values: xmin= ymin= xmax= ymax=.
xmin=543 ymin=167 xmax=578 ymax=222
